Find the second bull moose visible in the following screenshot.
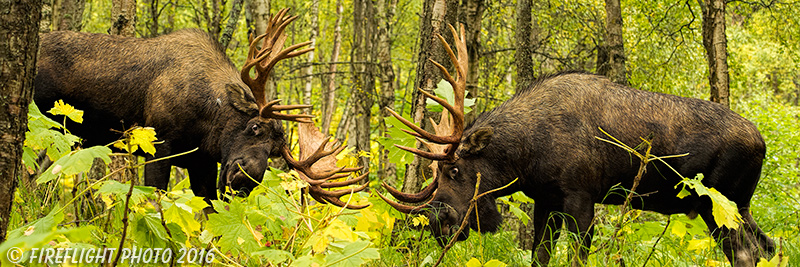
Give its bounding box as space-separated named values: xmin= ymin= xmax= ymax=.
xmin=34 ymin=9 xmax=367 ymax=208
xmin=380 ymin=25 xmax=774 ymax=266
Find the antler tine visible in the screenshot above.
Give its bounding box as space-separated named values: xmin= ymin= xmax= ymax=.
xmin=382 ymin=179 xmax=438 ymax=203
xmin=377 ymin=192 xmax=436 ymax=214
xmin=311 ymin=185 xmax=370 ymax=210
xmin=260 ymin=99 xmax=314 ymax=123
xmin=241 ymin=8 xmax=314 ymax=113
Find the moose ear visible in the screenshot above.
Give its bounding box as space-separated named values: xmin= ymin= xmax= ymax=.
xmin=226 ymin=84 xmax=259 ymax=114
xmin=460 ymin=127 xmax=493 ymax=157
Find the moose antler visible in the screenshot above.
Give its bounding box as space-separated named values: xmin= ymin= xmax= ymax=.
xmin=281 ymin=122 xmax=370 ymax=209
xmin=380 ymin=24 xmax=469 ymax=213
xmin=241 ymin=8 xmax=314 ymax=123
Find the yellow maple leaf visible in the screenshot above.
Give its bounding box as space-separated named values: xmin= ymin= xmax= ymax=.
xmin=412 ymin=215 xmax=430 ymax=227
xmin=708 ymin=188 xmax=742 ymax=230
xmin=48 ymin=100 xmax=84 ymax=123
xmin=312 ymin=235 xmax=329 ymax=253
xmin=686 ymin=237 xmax=715 ymax=252
xmin=129 ymin=127 xmax=158 ymax=155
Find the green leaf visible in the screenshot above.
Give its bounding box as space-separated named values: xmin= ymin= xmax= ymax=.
xmin=37 ymin=146 xmax=112 ymax=184
xmin=251 ymin=249 xmax=295 ymax=265
xmin=676 ymin=174 xmax=742 ymax=229
xmin=95 ymin=180 xmax=157 ymax=206
xmin=164 ymin=203 xmax=201 ymax=234
xmin=207 ymin=200 xmax=263 ymax=256
xmin=425 ymin=79 xmax=476 ymax=113
xmin=132 ymin=213 xmax=168 ymax=247
xmin=326 ymin=240 xmax=380 ymax=267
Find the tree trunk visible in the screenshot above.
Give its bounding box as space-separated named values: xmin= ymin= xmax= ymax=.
xmin=0 ymin=0 xmax=41 ymax=243
xmin=245 ymin=0 xmax=276 ymax=101
xmin=515 ymin=0 xmax=535 ymax=93
xmin=376 ymin=0 xmax=397 ymax=181
xmin=403 ymin=0 xmax=458 ymax=193
xmin=321 ymin=0 xmax=343 ymax=135
xmin=302 ymin=0 xmax=319 ymax=109
xmin=55 ymin=0 xmax=85 ymax=31
xmin=110 ymin=0 xmax=136 ymax=36
xmin=146 ymin=0 xmax=159 ymax=36
xmin=350 ymin=0 xmax=376 ymax=173
xmin=700 ymin=0 xmax=730 ymax=107
xmin=40 ymin=0 xmax=52 ymax=32
xmin=219 ymin=0 xmax=244 ymax=49
xmin=597 ymin=0 xmax=627 ymax=85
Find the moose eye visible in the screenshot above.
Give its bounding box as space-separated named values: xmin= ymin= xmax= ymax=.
xmin=448 ymin=167 xmax=459 ymax=179
xmin=250 ymin=124 xmax=260 ymax=134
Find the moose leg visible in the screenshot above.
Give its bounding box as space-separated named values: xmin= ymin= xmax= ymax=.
xmin=144 ymin=142 xmax=172 ymax=190
xmin=700 ymin=208 xmax=756 ymax=267
xmin=531 ymin=203 xmax=563 ymax=267
xmin=740 ymin=207 xmax=775 ymax=257
xmin=562 ymin=194 xmax=595 ymax=267
xmin=186 ymin=156 xmax=219 ymax=201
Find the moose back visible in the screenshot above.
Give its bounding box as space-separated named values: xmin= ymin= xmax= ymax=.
xmin=34 ymin=27 xmax=309 ymax=200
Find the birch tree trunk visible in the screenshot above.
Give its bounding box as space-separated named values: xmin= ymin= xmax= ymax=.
xmin=302 ymin=0 xmax=319 ymax=109
xmin=0 ymin=0 xmax=41 ymax=242
xmin=245 ymin=0 xmax=276 ymax=101
xmin=321 ymin=0 xmax=343 ymax=134
xmin=700 ymin=0 xmax=730 ymax=107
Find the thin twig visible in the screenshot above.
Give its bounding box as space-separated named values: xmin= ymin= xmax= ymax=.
xmin=643 ymin=216 xmax=670 ymax=267
xmin=432 ymin=175 xmax=518 ymax=267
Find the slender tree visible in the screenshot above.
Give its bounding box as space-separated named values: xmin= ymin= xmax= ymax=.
xmin=597 ymin=0 xmax=627 ymax=85
xmin=302 ymin=0 xmax=319 ymax=109
xmin=403 ymin=0 xmax=458 ymax=193
xmin=349 ymin=0 xmax=377 ymax=173
xmin=321 ymin=0 xmax=343 ymax=134
xmin=245 ymin=0 xmax=277 ymax=100
xmin=0 ymin=0 xmax=41 ymax=243
xmin=219 ymin=0 xmax=244 ymax=49
xmin=55 ymin=0 xmax=85 ymax=31
xmin=700 ymin=0 xmax=730 ymax=107
xmin=110 ymin=0 xmax=136 ymax=36
xmin=515 ymin=0 xmax=535 ymax=93
xmin=376 ymin=0 xmax=398 ymax=180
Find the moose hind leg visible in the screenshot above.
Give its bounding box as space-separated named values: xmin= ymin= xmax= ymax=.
xmin=531 ymin=204 xmax=564 ymax=267
xmin=700 ymin=208 xmax=758 ymax=267
xmin=740 ymin=207 xmax=775 ymax=258
xmin=562 ymin=193 xmax=595 ymax=267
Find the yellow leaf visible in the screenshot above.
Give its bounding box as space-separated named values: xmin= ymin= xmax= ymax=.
xmin=412 ymin=215 xmax=429 ymax=227
xmin=101 ymin=193 xmax=115 ymax=209
xmin=48 ymin=100 xmax=84 ymax=123
xmin=705 ymin=259 xmax=723 ymax=267
xmin=671 ymin=221 xmax=687 ymax=238
xmin=130 ymin=127 xmax=158 ymax=156
xmin=237 ymin=237 xmax=246 ymax=245
xmin=708 ymin=188 xmax=742 ymax=230
xmin=687 ymin=237 xmax=715 ymax=252
xmin=465 ymin=258 xmax=482 ymax=267
xmin=312 ymin=235 xmax=329 ymax=253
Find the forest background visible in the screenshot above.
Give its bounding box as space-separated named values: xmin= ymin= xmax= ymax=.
xmin=0 ymin=0 xmax=799 ymax=266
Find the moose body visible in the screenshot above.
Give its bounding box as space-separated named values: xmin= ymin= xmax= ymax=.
xmin=431 ymin=72 xmax=774 ymax=266
xmin=382 ymin=31 xmax=775 ymax=266
xmin=34 ymin=25 xmax=308 ymax=200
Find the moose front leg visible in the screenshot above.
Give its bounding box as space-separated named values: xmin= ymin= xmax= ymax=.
xmin=531 ymin=203 xmax=563 ymax=267
xmin=562 ymin=193 xmax=595 ymax=267
xmin=144 ymin=141 xmax=172 ymax=190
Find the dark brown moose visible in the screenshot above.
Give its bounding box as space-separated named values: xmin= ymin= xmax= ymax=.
xmin=380 ymin=24 xmax=774 ymax=267
xmin=34 ymin=9 xmax=367 ymax=207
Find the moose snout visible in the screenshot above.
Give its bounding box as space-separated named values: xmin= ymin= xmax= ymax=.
xmin=427 ymin=202 xmax=469 ymax=247
xmin=224 ymin=158 xmax=264 ymax=195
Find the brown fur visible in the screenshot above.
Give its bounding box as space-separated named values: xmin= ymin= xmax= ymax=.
xmin=35 ymin=30 xmax=286 ymax=200
xmin=428 ymin=72 xmax=774 ymax=266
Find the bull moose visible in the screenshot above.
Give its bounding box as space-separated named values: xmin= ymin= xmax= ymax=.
xmin=34 ymin=9 xmax=366 ymax=208
xmin=380 ymin=24 xmax=775 ymax=266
